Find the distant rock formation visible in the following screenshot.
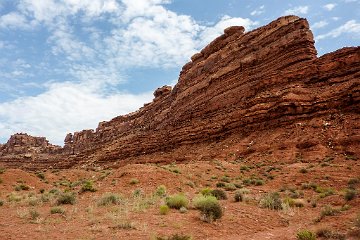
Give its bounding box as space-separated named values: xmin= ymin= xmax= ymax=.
xmin=0 ymin=15 xmax=359 ymax=170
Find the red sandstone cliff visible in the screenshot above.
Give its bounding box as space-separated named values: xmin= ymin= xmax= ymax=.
xmin=0 ymin=16 xmax=359 ymax=170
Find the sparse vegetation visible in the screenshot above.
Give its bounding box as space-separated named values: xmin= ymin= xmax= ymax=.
xmin=344 ymin=188 xmax=357 ymax=201
xmin=29 ymin=209 xmax=40 ymax=220
xmin=129 ymin=178 xmax=139 ymax=185
xmin=193 ymin=195 xmax=222 ymax=222
xmin=154 ymin=234 xmax=192 ymax=240
xmin=224 ymin=183 xmax=237 ymax=191
xmin=97 ymin=193 xmax=122 ymax=206
xmin=0 ymin=167 xmax=6 ymax=174
xmin=316 ymin=205 xmax=341 ymax=222
xmin=259 ymin=192 xmax=282 ymax=210
xmin=159 ymin=205 xmax=170 ymax=215
xmin=50 ymin=207 xmax=65 ymax=214
xmin=243 ymin=177 xmax=264 ymax=186
xmin=299 ymin=168 xmax=308 ymax=174
xmin=15 ymin=184 xmax=30 ymax=191
xmin=112 ymin=221 xmax=137 ymax=230
xmin=0 ymin=199 xmax=4 ymax=206
xmin=7 ymin=192 xmax=22 ymax=202
xmin=296 ymin=229 xmax=316 ymax=240
xmin=316 ymin=228 xmax=345 ymax=239
xmin=80 ymin=180 xmax=97 ymax=193
xmin=166 ymin=194 xmax=189 ymax=209
xmin=210 ymin=189 xmax=227 ymax=200
xmin=35 ymin=172 xmax=45 ymax=180
xmin=155 ymin=185 xmax=167 ymax=197
xmin=315 ymin=186 xmax=334 ymax=198
xmin=56 ymin=192 xmax=76 ymax=205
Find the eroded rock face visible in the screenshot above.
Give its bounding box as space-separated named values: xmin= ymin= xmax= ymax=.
xmin=0 ymin=133 xmax=61 ymax=155
xmin=0 ymin=16 xmax=359 ymax=170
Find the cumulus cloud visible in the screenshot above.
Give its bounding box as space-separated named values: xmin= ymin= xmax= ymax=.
xmin=324 ymin=3 xmax=337 ymax=11
xmin=0 ymin=0 xmax=259 ymax=144
xmin=0 ymin=12 xmax=36 ymax=29
xmin=316 ymin=20 xmax=360 ymax=40
xmin=312 ymin=20 xmax=329 ymax=29
xmin=200 ymin=15 xmax=258 ymax=46
xmin=0 ymin=80 xmax=153 ymax=145
xmin=284 ymin=6 xmax=309 ymax=15
xmin=250 ymin=5 xmax=265 ymax=16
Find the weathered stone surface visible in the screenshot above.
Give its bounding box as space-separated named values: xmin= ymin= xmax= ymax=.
xmin=0 ymin=16 xmax=359 ymax=170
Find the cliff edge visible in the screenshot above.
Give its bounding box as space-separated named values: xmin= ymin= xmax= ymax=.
xmin=1 ymin=16 xmax=359 ymax=170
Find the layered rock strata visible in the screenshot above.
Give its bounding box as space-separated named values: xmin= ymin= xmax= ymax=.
xmin=0 ymin=15 xmax=359 ymax=170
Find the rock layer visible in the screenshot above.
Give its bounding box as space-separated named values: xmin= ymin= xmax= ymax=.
xmin=0 ymin=16 xmax=359 ymax=170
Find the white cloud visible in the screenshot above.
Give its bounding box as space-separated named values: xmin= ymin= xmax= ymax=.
xmin=0 ymin=0 xmax=260 ymax=145
xmin=0 ymin=12 xmax=35 ymax=29
xmin=250 ymin=5 xmax=265 ymax=16
xmin=200 ymin=15 xmax=258 ymax=46
xmin=324 ymin=3 xmax=337 ymax=11
xmin=0 ymin=80 xmax=153 ymax=145
xmin=312 ymin=20 xmax=328 ymax=29
xmin=284 ymin=6 xmax=309 ymax=15
xmin=316 ymin=20 xmax=360 ymax=40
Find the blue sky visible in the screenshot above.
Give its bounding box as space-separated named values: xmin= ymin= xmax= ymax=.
xmin=0 ymin=0 xmax=359 ymax=145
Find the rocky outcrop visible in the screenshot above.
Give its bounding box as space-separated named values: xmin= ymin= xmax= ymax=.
xmin=0 ymin=133 xmax=61 ymax=155
xmin=0 ymin=15 xmax=359 ymax=170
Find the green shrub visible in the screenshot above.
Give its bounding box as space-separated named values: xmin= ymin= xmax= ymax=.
xmin=224 ymin=183 xmax=236 ymax=191
xmin=133 ymin=189 xmax=143 ymax=197
xmin=56 ymin=192 xmax=76 ymax=205
xmin=348 ymin=178 xmax=359 ymax=186
xmin=200 ymin=188 xmax=212 ymax=196
xmin=166 ymin=194 xmax=189 ymax=209
xmin=97 ymin=193 xmax=122 ymax=206
xmin=259 ymin=192 xmax=282 ymax=210
xmin=0 ymin=199 xmax=4 ymax=206
xmin=0 ymin=178 xmax=3 ymax=184
xmin=15 ymin=184 xmax=30 ymax=191
xmin=28 ymin=196 xmax=40 ymax=206
xmin=29 ymin=209 xmax=40 ymax=220
xmin=220 ymin=176 xmax=230 ymax=183
xmin=50 ymin=207 xmax=65 ymax=214
xmin=240 ymin=165 xmax=250 ymax=171
xmin=299 ymin=168 xmax=308 ymax=174
xmin=216 ymin=182 xmax=226 ymax=188
xmin=155 ymin=185 xmax=167 ymax=197
xmin=296 ymin=229 xmax=316 ymax=240
xmin=49 ymin=189 xmax=60 ymax=195
xmin=320 ymin=205 xmax=340 ymax=219
xmin=7 ymin=193 xmax=22 ymax=202
xmin=315 ymin=186 xmax=334 ymax=198
xmin=80 ymin=180 xmax=96 ymax=193
xmin=243 ymin=177 xmax=264 ymax=186
xmin=210 ymin=189 xmax=227 ymax=200
xmin=0 ymin=167 xmax=6 ymax=174
xmin=234 ymin=191 xmax=244 ymax=202
xmin=36 ymin=172 xmax=45 ymax=180
xmin=193 ymin=195 xmax=222 ymax=222
xmin=159 ymin=205 xmax=170 ymax=215
xmin=129 ymin=178 xmax=139 ymax=185
xmin=344 ymin=189 xmax=357 ymax=201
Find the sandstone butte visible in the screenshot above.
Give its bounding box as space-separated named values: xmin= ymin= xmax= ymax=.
xmin=0 ymin=15 xmax=359 ymax=171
